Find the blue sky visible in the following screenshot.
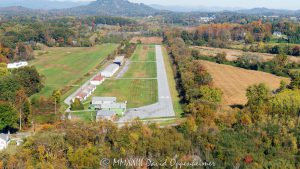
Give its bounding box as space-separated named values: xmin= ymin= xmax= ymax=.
xmin=69 ymin=0 xmax=300 ymax=10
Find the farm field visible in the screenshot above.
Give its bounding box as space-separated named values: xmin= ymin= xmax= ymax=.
xmin=199 ymin=60 xmax=290 ymax=107
xmin=123 ymin=45 xmax=157 ymax=78
xmin=192 ymin=46 xmax=300 ymax=63
xmin=130 ymin=36 xmax=163 ymax=44
xmin=30 ymin=44 xmax=118 ymax=98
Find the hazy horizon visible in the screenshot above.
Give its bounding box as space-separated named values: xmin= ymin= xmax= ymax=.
xmin=59 ymin=0 xmax=300 ymax=10
xmin=0 ymin=0 xmax=299 ymax=10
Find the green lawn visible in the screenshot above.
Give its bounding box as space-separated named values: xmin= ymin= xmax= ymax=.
xmin=122 ymin=45 xmax=157 ymax=78
xmin=90 ymin=79 xmax=158 ymax=108
xmin=71 ymin=111 xmax=97 ymax=122
xmin=131 ymin=45 xmax=156 ymax=61
xmin=122 ymin=62 xmax=157 ymax=78
xmin=30 ymin=44 xmax=118 ymax=98
xmin=162 ymin=46 xmax=183 ymax=116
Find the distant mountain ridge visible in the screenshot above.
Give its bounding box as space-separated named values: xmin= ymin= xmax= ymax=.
xmin=150 ymin=4 xmax=300 ymax=15
xmin=236 ymin=8 xmax=300 ymax=15
xmin=150 ymin=4 xmax=243 ymax=12
xmin=0 ymin=0 xmax=89 ymax=10
xmin=0 ymin=0 xmax=300 ymax=17
xmin=62 ymin=0 xmax=159 ymax=16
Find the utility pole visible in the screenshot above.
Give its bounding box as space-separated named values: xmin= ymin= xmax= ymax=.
xmin=19 ymin=107 xmax=22 ymax=131
xmin=19 ymin=96 xmax=22 ymax=131
xmin=54 ymin=97 xmax=57 ymax=115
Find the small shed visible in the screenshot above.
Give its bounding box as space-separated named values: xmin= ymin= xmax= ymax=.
xmin=90 ymin=75 xmax=105 ymax=85
xmin=96 ymin=110 xmax=117 ymax=121
xmin=113 ymin=56 xmax=125 ymax=66
xmin=101 ymin=64 xmax=119 ymax=77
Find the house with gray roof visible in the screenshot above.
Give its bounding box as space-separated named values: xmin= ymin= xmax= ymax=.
xmin=90 ymin=97 xmax=127 ymax=116
xmin=96 ymin=110 xmax=117 ymax=121
xmin=92 ymin=97 xmax=117 ymax=105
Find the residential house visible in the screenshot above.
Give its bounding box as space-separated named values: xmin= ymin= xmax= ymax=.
xmin=7 ymin=61 xmax=28 ymax=69
xmin=273 ymin=31 xmax=283 ymax=37
xmin=0 ymin=134 xmax=10 ymax=151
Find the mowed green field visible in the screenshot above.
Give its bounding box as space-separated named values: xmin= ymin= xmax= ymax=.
xmin=90 ymin=79 xmax=158 ymax=108
xmin=131 ymin=45 xmax=156 ymax=61
xmin=89 ymin=44 xmax=158 ymax=108
xmin=31 ymin=44 xmax=118 ymax=97
xmin=122 ymin=62 xmax=157 ymax=78
xmin=123 ymin=45 xmax=157 ymax=78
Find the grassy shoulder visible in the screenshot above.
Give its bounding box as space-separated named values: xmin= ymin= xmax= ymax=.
xmin=162 ymin=45 xmax=183 ymax=117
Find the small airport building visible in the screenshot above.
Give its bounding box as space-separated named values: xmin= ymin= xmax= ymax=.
xmin=90 ymin=75 xmax=105 ymax=85
xmin=7 ymin=61 xmax=28 ymax=69
xmin=92 ymin=97 xmax=117 ymax=105
xmin=90 ymin=97 xmax=127 ymax=117
xmin=101 ymin=64 xmax=119 ymax=77
xmin=73 ymin=85 xmax=96 ymax=102
xmin=113 ymin=55 xmax=125 ymax=66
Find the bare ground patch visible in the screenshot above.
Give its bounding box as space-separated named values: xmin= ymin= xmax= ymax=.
xmin=199 ymin=60 xmax=290 ymax=107
xmin=130 ymin=37 xmax=163 ymax=44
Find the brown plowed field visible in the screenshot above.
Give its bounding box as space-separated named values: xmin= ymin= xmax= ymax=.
xmin=130 ymin=36 xmax=163 ymax=44
xmin=199 ymin=60 xmax=290 ymax=107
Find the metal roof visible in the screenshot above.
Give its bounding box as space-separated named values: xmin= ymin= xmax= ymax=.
xmin=101 ymin=103 xmax=127 ymax=109
xmin=101 ymin=64 xmax=119 ymax=74
xmin=96 ymin=110 xmax=116 ymax=117
xmin=92 ymin=97 xmax=117 ymax=102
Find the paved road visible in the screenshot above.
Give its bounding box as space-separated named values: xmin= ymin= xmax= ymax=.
xmin=119 ymin=45 xmax=175 ymax=122
xmin=115 ymin=60 xmax=131 ymax=79
xmin=64 ymin=72 xmax=99 ymax=106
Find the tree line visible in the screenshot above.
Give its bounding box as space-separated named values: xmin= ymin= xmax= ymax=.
xmin=181 ymin=21 xmax=300 ymax=56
